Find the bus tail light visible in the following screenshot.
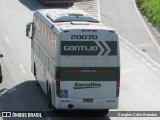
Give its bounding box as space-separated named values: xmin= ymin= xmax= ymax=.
xmin=56 ymin=72 xmax=60 ymax=97
xmin=68 ymin=69 xmax=80 ymax=72
xmin=68 ymin=69 xmax=111 ymax=73
xmin=96 ymin=69 xmax=111 ymax=73
xmin=116 ymin=71 xmax=120 ymax=97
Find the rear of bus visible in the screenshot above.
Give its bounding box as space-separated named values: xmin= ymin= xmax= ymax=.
xmin=55 ymin=27 xmax=120 ymax=110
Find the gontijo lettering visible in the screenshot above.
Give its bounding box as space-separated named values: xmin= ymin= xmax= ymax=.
xmin=64 ymin=46 xmax=98 ymax=51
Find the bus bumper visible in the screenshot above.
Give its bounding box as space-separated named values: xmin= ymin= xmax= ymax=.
xmin=55 ymin=98 xmax=119 ymax=110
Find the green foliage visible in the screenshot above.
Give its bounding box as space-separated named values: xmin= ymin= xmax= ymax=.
xmin=136 ymin=0 xmax=160 ymax=28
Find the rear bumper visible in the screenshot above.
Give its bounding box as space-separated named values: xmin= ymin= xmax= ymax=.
xmin=0 ymin=65 xmax=2 ymax=83
xmin=44 ymin=0 xmax=74 ymax=3
xmin=0 ymin=75 xmax=2 ymax=83
xmin=55 ymin=98 xmax=119 ymax=110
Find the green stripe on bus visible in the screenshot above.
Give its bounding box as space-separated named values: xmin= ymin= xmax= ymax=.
xmin=105 ymin=41 xmax=118 ymax=55
xmin=56 ymin=67 xmax=120 ymax=81
xmin=61 ymin=41 xmax=118 ymax=56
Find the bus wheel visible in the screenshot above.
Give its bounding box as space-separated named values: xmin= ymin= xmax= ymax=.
xmin=69 ymin=3 xmax=74 ymax=7
xmin=42 ymin=0 xmax=47 ymax=6
xmin=48 ymin=87 xmax=52 ymax=109
xmin=48 ymin=87 xmax=57 ymax=112
xmin=105 ymin=109 xmax=109 ymax=115
xmin=0 ymin=75 xmax=2 ymax=83
xmin=34 ymin=63 xmax=39 ymax=86
xmin=39 ymin=0 xmax=42 ymax=4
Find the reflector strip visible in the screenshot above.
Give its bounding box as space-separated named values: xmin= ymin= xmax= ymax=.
xmin=96 ymin=70 xmax=111 ymax=72
xmin=68 ymin=69 xmax=80 ymax=72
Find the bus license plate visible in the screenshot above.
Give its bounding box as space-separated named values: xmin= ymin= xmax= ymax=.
xmin=83 ymin=99 xmax=93 ymax=103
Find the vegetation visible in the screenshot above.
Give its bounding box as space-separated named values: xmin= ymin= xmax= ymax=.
xmin=136 ymin=0 xmax=160 ymax=29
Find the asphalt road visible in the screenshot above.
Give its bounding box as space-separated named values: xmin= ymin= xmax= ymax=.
xmin=0 ymin=0 xmax=160 ymax=120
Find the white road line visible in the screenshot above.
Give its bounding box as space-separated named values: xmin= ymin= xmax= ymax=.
xmin=130 ymin=49 xmax=135 ymax=53
xmin=145 ymin=63 xmax=152 ymax=67
xmin=4 ymin=36 xmax=9 ymax=43
xmin=140 ymin=58 xmax=146 ymax=62
xmin=19 ymin=64 xmax=26 ymax=74
xmin=152 ymin=68 xmax=159 ymax=72
xmin=119 ymin=35 xmax=160 ymax=68
xmin=125 ymin=46 xmax=129 ymax=49
xmin=135 ymin=53 xmax=140 ymax=57
xmin=132 ymin=0 xmax=160 ymax=53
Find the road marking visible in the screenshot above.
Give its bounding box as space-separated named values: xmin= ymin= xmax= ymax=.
xmin=145 ymin=63 xmax=152 ymax=67
xmin=140 ymin=58 xmax=146 ymax=62
xmin=4 ymin=36 xmax=9 ymax=43
xmin=119 ymin=35 xmax=160 ymax=68
xmin=152 ymin=68 xmax=159 ymax=72
xmin=135 ymin=53 xmax=140 ymax=57
xmin=19 ymin=64 xmax=26 ymax=74
xmin=122 ymin=68 xmax=133 ymax=73
xmin=125 ymin=46 xmax=129 ymax=49
xmin=130 ymin=49 xmax=135 ymax=53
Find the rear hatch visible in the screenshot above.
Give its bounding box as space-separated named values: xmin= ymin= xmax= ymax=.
xmin=58 ymin=68 xmax=118 ymax=99
xmin=58 ymin=29 xmax=120 ymax=99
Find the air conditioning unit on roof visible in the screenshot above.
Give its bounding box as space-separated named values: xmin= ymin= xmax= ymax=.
xmin=46 ymin=9 xmax=99 ymax=23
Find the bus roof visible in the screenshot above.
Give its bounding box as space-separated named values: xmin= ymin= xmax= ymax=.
xmin=54 ymin=21 xmax=114 ymax=31
xmin=36 ymin=9 xmax=114 ymax=31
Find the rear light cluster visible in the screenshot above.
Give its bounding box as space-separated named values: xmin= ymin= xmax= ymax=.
xmin=67 ymin=69 xmax=111 ymax=73
xmin=56 ymin=72 xmax=60 ymax=97
xmin=116 ymin=71 xmax=120 ymax=97
xmin=116 ymin=71 xmax=120 ymax=88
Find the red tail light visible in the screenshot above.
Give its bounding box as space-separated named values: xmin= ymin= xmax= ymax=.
xmin=116 ymin=71 xmax=120 ymax=97
xmin=68 ymin=69 xmax=80 ymax=72
xmin=116 ymin=71 xmax=120 ymax=88
xmin=96 ymin=69 xmax=111 ymax=73
xmin=56 ymin=72 xmax=60 ymax=97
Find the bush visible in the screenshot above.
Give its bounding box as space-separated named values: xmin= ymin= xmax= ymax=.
xmin=136 ymin=0 xmax=160 ymax=29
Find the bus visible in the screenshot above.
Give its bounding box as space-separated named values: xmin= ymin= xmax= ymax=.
xmin=37 ymin=0 xmax=91 ymax=6
xmin=26 ymin=9 xmax=120 ymax=112
xmin=38 ymin=0 xmax=75 ymax=6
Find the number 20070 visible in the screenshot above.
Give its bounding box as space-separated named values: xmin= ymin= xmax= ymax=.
xmin=71 ymin=35 xmax=98 ymax=39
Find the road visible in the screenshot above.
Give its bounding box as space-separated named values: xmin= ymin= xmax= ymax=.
xmin=0 ymin=0 xmax=160 ymax=120
xmin=100 ymin=0 xmax=160 ymax=120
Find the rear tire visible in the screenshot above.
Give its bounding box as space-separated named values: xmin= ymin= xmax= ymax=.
xmin=48 ymin=86 xmax=57 ymax=112
xmin=0 ymin=75 xmax=2 ymax=83
xmin=39 ymin=0 xmax=42 ymax=4
xmin=34 ymin=63 xmax=39 ymax=86
xmin=48 ymin=87 xmax=52 ymax=109
xmin=105 ymin=109 xmax=109 ymax=115
xmin=69 ymin=3 xmax=74 ymax=7
xmin=42 ymin=0 xmax=47 ymax=6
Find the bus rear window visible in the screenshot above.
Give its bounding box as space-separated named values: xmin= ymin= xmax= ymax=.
xmin=60 ymin=69 xmax=117 ymax=81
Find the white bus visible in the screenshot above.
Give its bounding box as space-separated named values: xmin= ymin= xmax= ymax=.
xmin=26 ymin=9 xmax=120 ymax=112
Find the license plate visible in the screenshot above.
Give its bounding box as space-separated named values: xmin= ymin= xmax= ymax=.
xmin=83 ymin=99 xmax=93 ymax=103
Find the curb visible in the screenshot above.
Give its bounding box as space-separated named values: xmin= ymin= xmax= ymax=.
xmin=144 ymin=16 xmax=160 ymax=41
xmin=135 ymin=2 xmax=160 ymax=43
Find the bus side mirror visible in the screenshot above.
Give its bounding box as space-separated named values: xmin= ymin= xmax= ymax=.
xmin=0 ymin=54 xmax=3 ymax=58
xmin=26 ymin=22 xmax=35 ymax=39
